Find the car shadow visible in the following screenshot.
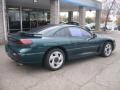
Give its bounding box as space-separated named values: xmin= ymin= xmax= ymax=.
xmin=65 ymin=55 xmax=99 ymax=65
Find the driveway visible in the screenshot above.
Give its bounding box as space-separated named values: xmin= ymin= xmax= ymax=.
xmin=0 ymin=31 xmax=120 ymax=90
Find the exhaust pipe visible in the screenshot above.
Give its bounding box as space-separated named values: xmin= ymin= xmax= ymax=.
xmin=16 ymin=63 xmax=24 ymax=66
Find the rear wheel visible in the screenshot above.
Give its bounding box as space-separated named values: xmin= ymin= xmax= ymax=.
xmin=44 ymin=49 xmax=65 ymax=71
xmin=101 ymin=42 xmax=113 ymax=57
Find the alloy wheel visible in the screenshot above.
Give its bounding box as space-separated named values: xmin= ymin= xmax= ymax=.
xmin=104 ymin=43 xmax=112 ymax=56
xmin=49 ymin=51 xmax=64 ymax=69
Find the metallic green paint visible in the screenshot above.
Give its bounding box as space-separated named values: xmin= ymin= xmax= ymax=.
xmin=5 ymin=25 xmax=116 ymax=64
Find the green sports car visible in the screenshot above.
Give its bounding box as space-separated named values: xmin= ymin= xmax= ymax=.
xmin=5 ymin=25 xmax=116 ymax=70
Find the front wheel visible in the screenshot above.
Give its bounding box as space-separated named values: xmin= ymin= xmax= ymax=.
xmin=44 ymin=49 xmax=65 ymax=71
xmin=101 ymin=42 xmax=113 ymax=57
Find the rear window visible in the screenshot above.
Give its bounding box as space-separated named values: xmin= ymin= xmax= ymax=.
xmin=23 ymin=25 xmax=60 ymax=36
xmin=37 ymin=26 xmax=60 ymax=35
xmin=29 ymin=25 xmax=55 ymax=33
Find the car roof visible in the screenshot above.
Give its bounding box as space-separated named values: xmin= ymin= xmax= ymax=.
xmin=56 ymin=24 xmax=81 ymax=28
xmin=51 ymin=24 xmax=77 ymax=27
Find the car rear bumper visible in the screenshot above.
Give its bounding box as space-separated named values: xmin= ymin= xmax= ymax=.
xmin=5 ymin=45 xmax=44 ymax=64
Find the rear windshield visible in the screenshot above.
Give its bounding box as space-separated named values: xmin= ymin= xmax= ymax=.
xmin=28 ymin=25 xmax=59 ymax=35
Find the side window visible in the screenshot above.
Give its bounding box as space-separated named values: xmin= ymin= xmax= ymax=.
xmin=69 ymin=27 xmax=83 ymax=37
xmin=54 ymin=28 xmax=70 ymax=37
xmin=80 ymin=29 xmax=92 ymax=38
xmin=69 ymin=27 xmax=92 ymax=38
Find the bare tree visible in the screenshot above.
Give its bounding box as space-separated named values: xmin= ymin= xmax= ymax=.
xmin=114 ymin=1 xmax=120 ymax=19
xmin=103 ymin=0 xmax=116 ymax=31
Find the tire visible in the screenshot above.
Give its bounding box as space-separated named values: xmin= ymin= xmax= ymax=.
xmin=101 ymin=42 xmax=113 ymax=57
xmin=44 ymin=48 xmax=65 ymax=71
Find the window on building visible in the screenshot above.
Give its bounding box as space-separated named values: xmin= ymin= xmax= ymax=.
xmin=8 ymin=8 xmax=20 ymax=33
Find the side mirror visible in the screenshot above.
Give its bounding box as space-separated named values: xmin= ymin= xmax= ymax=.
xmin=93 ymin=33 xmax=97 ymax=38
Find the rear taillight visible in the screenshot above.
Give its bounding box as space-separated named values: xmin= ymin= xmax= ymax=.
xmin=17 ymin=39 xmax=32 ymax=45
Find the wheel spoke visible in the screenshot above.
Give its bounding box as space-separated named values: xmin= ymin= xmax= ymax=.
xmin=59 ymin=55 xmax=63 ymax=61
xmin=49 ymin=59 xmax=54 ymax=64
xmin=50 ymin=54 xmax=55 ymax=59
xmin=54 ymin=52 xmax=59 ymax=57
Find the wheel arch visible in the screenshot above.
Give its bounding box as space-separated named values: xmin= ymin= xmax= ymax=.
xmin=98 ymin=40 xmax=115 ymax=54
xmin=104 ymin=40 xmax=115 ymax=50
xmin=42 ymin=46 xmax=68 ymax=64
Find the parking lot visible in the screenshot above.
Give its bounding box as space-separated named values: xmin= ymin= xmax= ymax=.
xmin=0 ymin=31 xmax=120 ymax=90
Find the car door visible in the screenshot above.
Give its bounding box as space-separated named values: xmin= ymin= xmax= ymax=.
xmin=68 ymin=27 xmax=99 ymax=58
xmin=78 ymin=28 xmax=100 ymax=53
xmin=53 ymin=27 xmax=73 ymax=51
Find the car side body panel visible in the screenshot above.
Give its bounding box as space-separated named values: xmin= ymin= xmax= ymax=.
xmin=6 ymin=35 xmax=115 ymax=64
